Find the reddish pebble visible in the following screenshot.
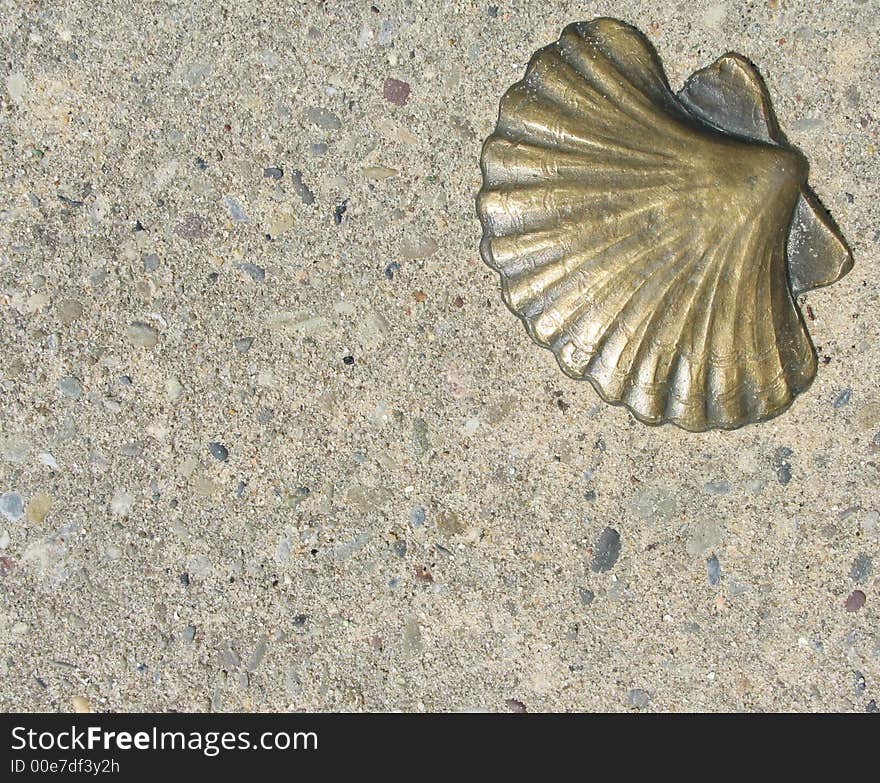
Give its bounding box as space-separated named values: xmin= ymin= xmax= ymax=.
xmin=383 ymin=78 xmax=411 ymax=106
xmin=844 ymin=590 xmax=866 ymax=612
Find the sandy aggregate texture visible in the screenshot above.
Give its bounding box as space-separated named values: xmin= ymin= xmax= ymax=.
xmin=0 ymin=0 xmax=878 ymax=713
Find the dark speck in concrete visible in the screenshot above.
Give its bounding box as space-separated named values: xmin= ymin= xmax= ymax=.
xmin=208 ymin=442 xmax=229 ymax=462
xmin=591 ymin=527 xmax=621 ymax=572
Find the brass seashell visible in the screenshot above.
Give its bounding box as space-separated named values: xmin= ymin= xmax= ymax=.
xmin=477 ymin=18 xmax=853 ymax=431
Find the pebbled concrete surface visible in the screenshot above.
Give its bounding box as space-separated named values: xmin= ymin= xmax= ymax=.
xmin=0 ymin=1 xmax=877 ymax=712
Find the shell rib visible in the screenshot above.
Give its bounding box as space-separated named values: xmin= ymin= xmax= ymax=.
xmin=477 ymin=18 xmax=853 ymax=431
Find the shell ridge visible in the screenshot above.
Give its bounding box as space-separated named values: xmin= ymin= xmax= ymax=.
xmin=564 ymin=21 xmax=680 ymax=116
xmin=499 ymin=81 xmax=679 ymax=164
xmin=614 ymin=239 xmax=719 ymax=410
xmin=481 ymin=137 xmax=678 ymax=188
xmin=553 ymin=227 xmax=691 ymax=360
xmin=755 ymin=234 xmax=798 ymax=413
xmin=662 ymin=223 xmax=740 ymax=426
xmin=701 ymin=217 xmax=768 ymax=423
xmin=555 ymin=29 xmax=686 ymax=140
xmin=502 ymin=218 xmax=666 ymax=310
xmin=527 ymin=47 xmax=655 ymax=137
xmin=593 ymin=241 xmax=709 ymax=406
xmin=530 ymin=220 xmax=682 ymax=337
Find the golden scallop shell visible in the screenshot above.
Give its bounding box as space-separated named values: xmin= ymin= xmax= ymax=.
xmin=477 ymin=18 xmax=853 ymax=431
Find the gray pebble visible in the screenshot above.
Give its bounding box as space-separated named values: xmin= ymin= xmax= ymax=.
xmin=591 ymin=526 xmax=621 ymax=572
xmin=126 ymin=321 xmax=159 ymax=349
xmin=235 ymin=263 xmax=265 ymax=283
xmin=182 ymin=626 xmax=196 ymax=643
xmin=378 ymin=19 xmax=395 ymax=45
xmin=246 ymin=635 xmax=268 ymax=672
xmin=291 ymin=170 xmax=315 ymax=205
xmin=409 ymin=507 xmax=426 ymax=528
xmin=57 ymin=376 xmax=82 ymax=399
xmin=57 ymin=299 xmax=83 ymax=323
xmin=143 ymin=253 xmax=160 ymax=272
xmin=411 ymin=417 xmax=430 ymax=457
xmin=223 ymin=195 xmax=250 ymax=223
xmin=706 ymin=554 xmax=721 ymax=586
xmin=703 ymin=479 xmax=731 ymax=495
xmin=578 ymin=587 xmax=595 ymax=606
xmin=310 ymin=143 xmax=328 ymax=156
xmin=119 ymin=442 xmax=143 ymax=457
xmin=393 ymin=540 xmax=407 ymax=557
xmin=833 ymin=388 xmax=853 ymax=408
xmin=849 ymin=553 xmax=873 ymax=584
xmin=234 ymin=337 xmax=255 ymax=353
xmin=263 ymin=166 xmax=284 ymax=179
xmin=0 ymin=492 xmax=24 ymax=522
xmin=772 ymin=446 xmax=793 ymax=485
xmin=304 ymin=106 xmax=341 ymax=130
xmin=208 ymin=442 xmax=229 ymax=462
xmin=627 ymin=688 xmax=651 ymax=709
xmin=854 ymin=671 xmax=866 ymax=694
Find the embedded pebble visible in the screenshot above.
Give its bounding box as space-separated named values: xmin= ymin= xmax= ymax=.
xmin=208 ymin=442 xmax=229 ymax=462
xmin=57 ymin=377 xmax=82 ymax=399
xmin=234 ymin=337 xmax=255 ymax=353
xmin=591 ymin=527 xmax=621 ymax=572
xmin=166 ymin=377 xmax=185 ymax=403
xmin=378 ymin=19 xmax=395 ymax=45
xmin=772 ymin=447 xmax=793 ymax=485
xmin=223 ymin=195 xmax=250 ymax=223
xmin=119 ymin=442 xmax=142 ymax=457
xmin=438 ymin=508 xmax=465 ymax=536
xmin=849 ymin=554 xmax=873 ymax=584
xmin=246 ymin=636 xmax=268 ymax=672
xmin=27 ymin=493 xmax=51 ymax=527
xmin=143 ymin=254 xmax=160 ymax=272
xmin=400 ymin=234 xmax=438 ymax=259
xmin=0 ymin=493 xmax=24 ymax=522
xmin=264 ymin=167 xmax=284 ymax=179
xmin=411 ymin=417 xmax=430 ymax=455
xmin=627 ymin=688 xmax=651 ymax=709
xmin=126 ymin=321 xmax=159 ymax=349
xmin=304 ymin=106 xmax=341 ymax=130
xmin=291 ymin=170 xmax=315 ymax=205
xmin=110 ymin=490 xmax=135 ymax=517
xmin=844 ymin=590 xmax=866 ymax=612
xmin=578 ymin=588 xmax=595 ymax=606
xmin=1 ymin=438 xmax=31 ymax=464
xmin=409 ymin=507 xmax=426 ymax=528
xmin=833 ymin=388 xmax=853 ymax=408
xmin=362 ymin=165 xmax=398 ymax=180
xmin=268 ymin=211 xmax=296 ymax=236
xmin=383 ymin=77 xmax=411 ymax=106
xmin=629 ymin=485 xmax=678 ymax=523
xmin=703 ymin=479 xmax=731 ymax=495
xmin=236 ymin=263 xmax=265 ymax=282
xmin=57 ymin=299 xmax=83 ymax=323
xmin=706 ymin=554 xmax=721 ymax=586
